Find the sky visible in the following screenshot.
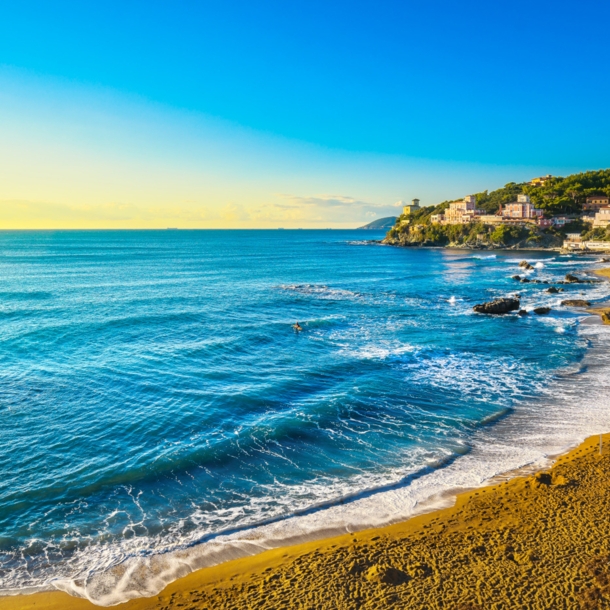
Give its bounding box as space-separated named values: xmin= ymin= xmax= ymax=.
xmin=1 ymin=0 xmax=609 ymax=229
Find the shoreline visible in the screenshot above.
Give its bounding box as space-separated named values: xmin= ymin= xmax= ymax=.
xmin=3 ymin=263 xmax=610 ymax=608
xmin=3 ymin=432 xmax=610 ymax=609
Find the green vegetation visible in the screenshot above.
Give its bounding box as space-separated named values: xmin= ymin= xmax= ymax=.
xmin=386 ymin=220 xmax=550 ymax=247
xmin=385 ymin=168 xmax=610 ymax=248
xmin=582 ymin=226 xmax=610 ymax=242
xmin=474 ymin=169 xmax=610 ymax=216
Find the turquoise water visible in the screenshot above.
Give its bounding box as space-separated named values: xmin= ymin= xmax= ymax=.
xmin=0 ymin=230 xmax=608 ymax=603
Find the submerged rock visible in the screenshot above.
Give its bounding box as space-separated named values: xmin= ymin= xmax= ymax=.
xmin=533 ymin=307 xmax=551 ymax=315
xmin=561 ymin=299 xmax=591 ymax=307
xmin=546 ymin=287 xmax=559 ymax=294
xmin=473 ymin=297 xmax=520 ymax=315
xmin=518 ymin=309 xmax=529 ymax=316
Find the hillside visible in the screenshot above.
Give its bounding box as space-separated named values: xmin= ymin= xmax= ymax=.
xmin=385 ymin=169 xmax=610 ymax=248
xmin=357 ymin=216 xmax=397 ymax=229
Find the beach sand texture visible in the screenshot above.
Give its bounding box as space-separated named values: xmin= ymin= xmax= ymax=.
xmin=4 ymin=433 xmax=610 ymax=610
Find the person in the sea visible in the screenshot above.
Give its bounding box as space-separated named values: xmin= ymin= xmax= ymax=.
xmin=293 ymin=322 xmax=303 ymax=332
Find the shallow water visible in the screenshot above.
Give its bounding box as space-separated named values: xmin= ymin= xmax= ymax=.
xmin=0 ymin=230 xmax=608 ymax=604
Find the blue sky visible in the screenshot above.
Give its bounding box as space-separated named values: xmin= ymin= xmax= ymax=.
xmin=1 ymin=1 xmax=608 ymax=227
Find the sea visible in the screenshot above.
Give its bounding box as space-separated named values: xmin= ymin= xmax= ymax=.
xmin=1 ymin=229 xmax=610 ymax=605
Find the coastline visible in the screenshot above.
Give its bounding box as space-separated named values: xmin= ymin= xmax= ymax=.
xmin=3 ymin=259 xmax=610 ymax=608
xmin=4 ymin=432 xmax=610 ymax=609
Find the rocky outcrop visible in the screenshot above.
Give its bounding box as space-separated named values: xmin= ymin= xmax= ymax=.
xmin=518 ymin=309 xmax=529 ymax=316
xmin=519 ymin=261 xmax=534 ymax=270
xmin=562 ymin=273 xmax=598 ymax=285
xmin=473 ymin=297 xmax=520 ymax=315
xmin=533 ymin=307 xmax=551 ymax=315
xmin=561 ymin=300 xmax=591 ymax=307
xmin=546 ymin=287 xmax=560 ymax=294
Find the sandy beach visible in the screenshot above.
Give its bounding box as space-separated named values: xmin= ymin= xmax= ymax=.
xmin=3 ymin=432 xmax=610 ymax=610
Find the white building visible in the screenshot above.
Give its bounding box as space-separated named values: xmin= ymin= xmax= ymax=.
xmin=592 ymin=207 xmax=610 ymax=228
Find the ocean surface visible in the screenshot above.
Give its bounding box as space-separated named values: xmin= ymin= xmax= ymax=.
xmin=1 ymin=230 xmax=610 ymax=605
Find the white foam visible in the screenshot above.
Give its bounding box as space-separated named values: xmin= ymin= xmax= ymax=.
xmin=42 ymin=322 xmax=610 ymax=606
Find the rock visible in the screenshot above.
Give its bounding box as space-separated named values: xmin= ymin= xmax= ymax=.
xmin=546 ymin=287 xmax=559 ymax=294
xmin=511 ymin=275 xmax=521 ymax=281
xmin=561 ymin=299 xmax=591 ymax=307
xmin=565 ymin=273 xmax=581 ymax=283
xmin=533 ymin=307 xmax=551 ymax=315
xmin=473 ymin=297 xmax=520 ymax=315
xmin=520 ymin=278 xmax=530 ymax=283
xmin=518 ymin=309 xmax=529 ymax=316
xmin=519 ymin=260 xmax=534 ymax=270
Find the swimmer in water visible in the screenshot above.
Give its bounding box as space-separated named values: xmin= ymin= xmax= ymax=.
xmin=293 ymin=322 xmax=303 ymax=332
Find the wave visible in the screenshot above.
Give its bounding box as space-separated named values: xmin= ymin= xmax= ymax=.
xmin=277 ymin=284 xmax=362 ymax=301
xmin=27 ymin=322 xmax=610 ymax=607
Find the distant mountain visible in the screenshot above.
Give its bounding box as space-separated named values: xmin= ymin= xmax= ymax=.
xmin=357 ymin=216 xmax=397 ymax=230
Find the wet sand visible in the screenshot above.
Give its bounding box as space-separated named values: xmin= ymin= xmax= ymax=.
xmin=594 ymin=268 xmax=610 ymax=279
xmin=3 ymin=432 xmax=610 ymax=609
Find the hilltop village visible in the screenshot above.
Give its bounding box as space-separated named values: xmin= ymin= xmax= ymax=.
xmin=384 ymin=169 xmax=610 ymax=251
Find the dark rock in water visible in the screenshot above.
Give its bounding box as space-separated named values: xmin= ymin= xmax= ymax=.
xmin=531 ymin=279 xmax=541 ymax=284
xmin=473 ymin=297 xmax=520 ymax=315
xmin=518 ymin=309 xmax=529 ymax=316
xmin=511 ymin=275 xmax=521 ymax=281
xmin=561 ymin=299 xmax=591 ymax=307
xmin=533 ymin=307 xmax=551 ymax=315
xmin=519 ymin=260 xmax=534 ymax=270
xmin=546 ymin=287 xmax=559 ymax=294
xmin=565 ymin=274 xmax=580 ymax=283
xmin=520 ymin=278 xmax=530 ymax=283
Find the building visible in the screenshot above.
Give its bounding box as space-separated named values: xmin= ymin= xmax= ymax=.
xmin=563 ymin=237 xmax=610 ymax=252
xmin=402 ymin=199 xmax=420 ymax=215
xmin=529 ymin=174 xmax=552 ymax=186
xmin=584 ymin=194 xmax=610 ymax=211
xmin=593 ymin=207 xmax=610 ymax=228
xmin=440 ymin=195 xmax=484 ymax=224
xmin=502 ymin=194 xmax=544 ymax=220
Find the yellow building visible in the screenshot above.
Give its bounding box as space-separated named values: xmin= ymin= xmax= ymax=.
xmin=402 ymin=198 xmax=420 ymax=215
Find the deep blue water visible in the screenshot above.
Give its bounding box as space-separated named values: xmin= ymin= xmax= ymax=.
xmin=0 ymin=230 xmax=607 ymax=601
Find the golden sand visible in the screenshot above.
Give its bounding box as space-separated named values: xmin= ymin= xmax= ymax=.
xmin=594 ymin=268 xmax=610 ymax=279
xmin=4 ymin=433 xmax=610 ymax=609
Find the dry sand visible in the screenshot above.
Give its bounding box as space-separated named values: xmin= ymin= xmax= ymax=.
xmin=4 ymin=432 xmax=610 ymax=610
